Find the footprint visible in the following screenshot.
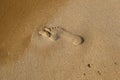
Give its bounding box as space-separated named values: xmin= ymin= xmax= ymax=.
xmin=39 ymin=26 xmax=84 ymax=45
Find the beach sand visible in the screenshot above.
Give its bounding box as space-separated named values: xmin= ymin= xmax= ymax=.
xmin=0 ymin=0 xmax=120 ymax=80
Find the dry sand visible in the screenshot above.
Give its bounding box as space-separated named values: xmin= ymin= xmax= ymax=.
xmin=0 ymin=0 xmax=120 ymax=80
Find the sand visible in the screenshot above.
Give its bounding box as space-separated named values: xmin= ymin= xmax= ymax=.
xmin=0 ymin=0 xmax=120 ymax=80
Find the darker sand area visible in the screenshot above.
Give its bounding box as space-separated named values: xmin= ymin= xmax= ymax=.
xmin=0 ymin=0 xmax=120 ymax=80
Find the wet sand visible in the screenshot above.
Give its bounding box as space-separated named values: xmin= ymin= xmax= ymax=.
xmin=0 ymin=0 xmax=68 ymax=65
xmin=0 ymin=0 xmax=120 ymax=80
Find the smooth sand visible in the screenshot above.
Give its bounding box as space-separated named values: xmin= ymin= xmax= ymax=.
xmin=0 ymin=0 xmax=120 ymax=80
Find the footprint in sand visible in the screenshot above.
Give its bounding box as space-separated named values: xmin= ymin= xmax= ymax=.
xmin=38 ymin=26 xmax=84 ymax=45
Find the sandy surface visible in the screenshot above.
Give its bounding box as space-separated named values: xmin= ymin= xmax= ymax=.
xmin=0 ymin=0 xmax=120 ymax=80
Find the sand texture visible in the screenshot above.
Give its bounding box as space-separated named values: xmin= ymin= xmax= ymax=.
xmin=0 ymin=0 xmax=120 ymax=80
